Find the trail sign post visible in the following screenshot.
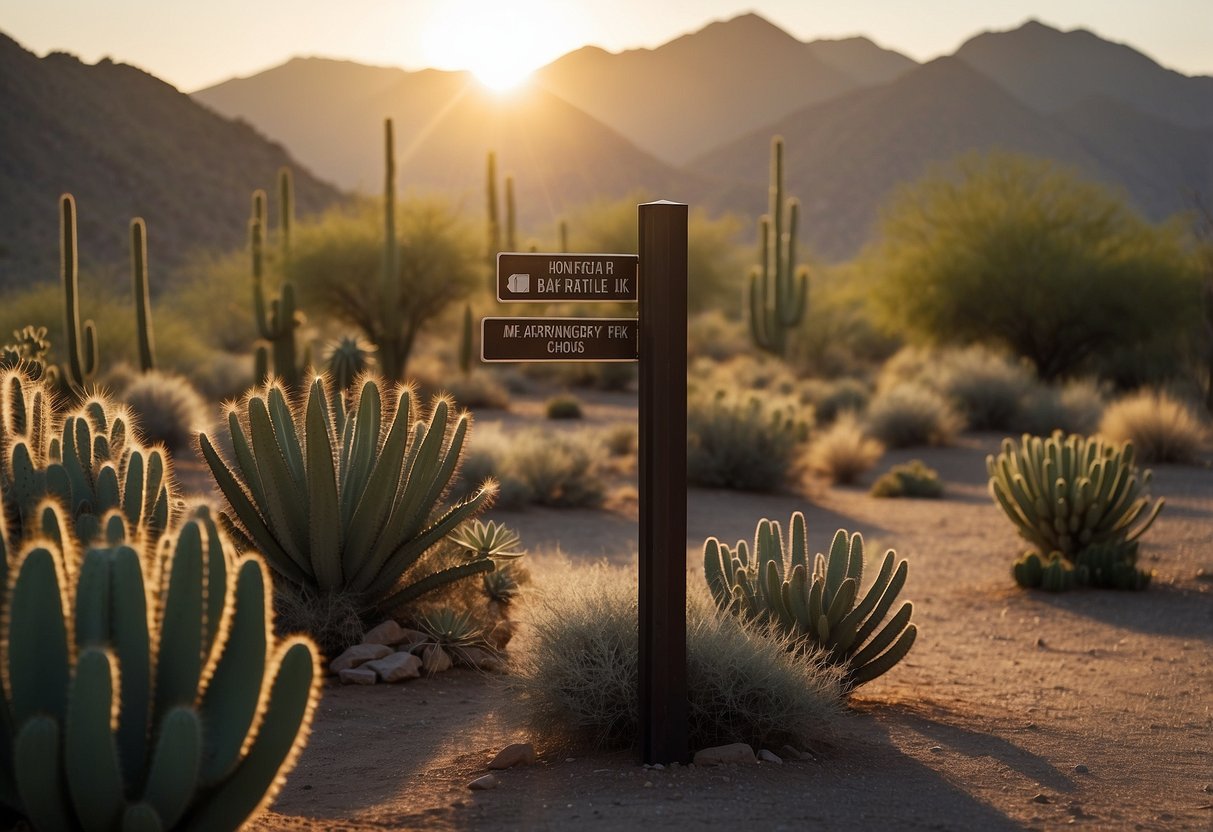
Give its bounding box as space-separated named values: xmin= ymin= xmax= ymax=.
xmin=483 ymin=202 xmax=688 ymax=765
xmin=497 ymin=252 xmax=638 ymax=302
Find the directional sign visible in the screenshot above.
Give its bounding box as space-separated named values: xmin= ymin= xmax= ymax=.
xmin=481 ymin=317 xmax=638 ymax=362
xmin=497 ymin=252 xmax=638 ymax=302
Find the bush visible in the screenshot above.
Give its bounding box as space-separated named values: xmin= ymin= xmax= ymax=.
xmin=507 ymin=430 xmax=607 ymax=507
xmin=602 ymin=423 xmax=636 ymax=457
xmin=806 ymin=413 xmax=883 ymax=485
xmin=687 ymin=388 xmax=808 ymax=491
xmin=510 ymin=562 xmax=842 ymax=750
xmin=1019 ymin=378 xmax=1106 ymax=436
xmin=446 ymin=370 xmax=511 ymax=410
xmin=870 ymin=459 xmax=944 ymax=498
xmin=931 ymin=346 xmax=1036 ymax=431
xmin=120 ymin=370 xmax=211 ymax=455
xmin=865 ymin=382 xmax=964 ymax=448
xmin=798 ymin=377 xmax=871 ymax=425
xmin=687 ymin=310 xmax=750 ymax=363
xmin=545 ymin=393 xmax=584 ymax=420
xmin=1099 ymin=389 xmax=1209 ymax=464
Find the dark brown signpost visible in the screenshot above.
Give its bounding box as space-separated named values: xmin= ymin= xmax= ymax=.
xmin=484 ymin=201 xmax=688 ymax=765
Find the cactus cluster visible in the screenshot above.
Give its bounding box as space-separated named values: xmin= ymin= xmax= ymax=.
xmin=989 ymin=431 xmax=1162 ymax=591
xmin=704 ymin=512 xmax=917 ymax=690
xmin=199 ymin=374 xmax=500 ymax=635
xmin=748 ymin=136 xmax=808 ymax=357
xmin=1 ymin=326 xmax=57 ymax=384
xmin=250 ymin=173 xmax=309 ymax=392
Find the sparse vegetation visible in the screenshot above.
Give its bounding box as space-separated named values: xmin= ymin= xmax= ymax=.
xmin=1098 ymin=389 xmax=1209 ymax=464
xmin=865 ymin=382 xmax=964 ymax=448
xmin=687 ymin=387 xmax=808 ymax=491
xmin=870 ymin=459 xmax=944 ymax=499
xmin=120 ymin=370 xmax=210 ymax=455
xmin=806 ymin=412 xmax=883 ymax=485
xmin=545 ymin=392 xmax=584 ymax=419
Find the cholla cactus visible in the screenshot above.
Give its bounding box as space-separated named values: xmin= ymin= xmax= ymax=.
xmin=0 ymin=505 xmax=320 ymax=830
xmin=704 ymin=512 xmax=916 ymax=690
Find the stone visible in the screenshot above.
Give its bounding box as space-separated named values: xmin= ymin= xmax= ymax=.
xmin=757 ymin=750 xmax=783 ymax=765
xmin=778 ymin=744 xmax=808 ymax=761
xmin=330 ymin=643 xmax=392 ymax=673
xmin=338 ymin=667 xmax=377 ymax=685
xmin=422 ymin=644 xmax=453 ymax=674
xmin=362 ymin=620 xmax=408 ymax=646
xmin=692 ymin=743 xmax=756 ymax=767
xmin=456 ymin=647 xmax=506 ymax=672
xmin=468 ymin=774 xmax=498 ymax=791
xmin=365 ymin=651 xmax=423 ymax=682
xmin=489 ymin=743 xmax=537 ymax=770
xmin=1032 ymin=793 xmax=1051 ymax=804
xmin=1073 ymin=764 xmax=1090 ymax=774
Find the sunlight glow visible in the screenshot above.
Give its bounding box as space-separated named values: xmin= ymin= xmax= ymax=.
xmin=419 ymin=0 xmax=584 ymax=92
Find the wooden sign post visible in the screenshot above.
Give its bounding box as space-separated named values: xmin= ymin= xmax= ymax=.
xmin=483 ymin=201 xmax=689 ymax=765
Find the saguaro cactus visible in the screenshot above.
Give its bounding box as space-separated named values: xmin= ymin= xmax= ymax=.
xmin=459 ymin=303 xmax=474 ymax=376
xmin=130 ymin=218 xmax=157 ymax=373
xmin=748 ymin=136 xmax=808 ymax=357
xmin=376 ymin=118 xmax=407 ymax=382
xmin=250 ymin=189 xmax=306 ymax=390
xmin=60 ymin=194 xmax=99 ymax=392
xmin=485 ymin=151 xmax=518 ymax=271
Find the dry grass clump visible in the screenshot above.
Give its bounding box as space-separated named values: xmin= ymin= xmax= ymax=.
xmin=797 ymin=377 xmax=871 ymax=425
xmin=1099 ymin=389 xmax=1210 ymax=464
xmin=445 ymin=371 xmax=511 ymax=410
xmin=931 ymin=346 xmax=1036 ymax=430
xmin=806 ymin=413 xmax=884 ymax=485
xmin=458 ymin=425 xmax=608 ymax=509
xmin=687 ymin=387 xmax=808 ymax=491
xmin=121 ymin=369 xmax=211 ymax=455
xmin=510 ymin=561 xmax=843 ymax=751
xmin=1019 ymin=378 xmax=1107 ymax=436
xmin=870 ymin=459 xmax=944 ymax=499
xmin=865 ymin=382 xmax=964 ymax=448
xmin=687 ymin=310 xmax=750 ymax=363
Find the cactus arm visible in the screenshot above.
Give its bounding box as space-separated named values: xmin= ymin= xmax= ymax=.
xmin=267 ymin=386 xmax=306 ymax=489
xmin=153 ymin=522 xmax=207 ymax=723
xmin=789 ymin=512 xmax=807 ymax=572
xmin=140 ymin=707 xmax=201 ymax=828
xmin=505 ymin=174 xmax=517 ymax=252
xmin=197 ymin=558 xmax=270 ymax=787
xmin=246 ymin=397 xmax=308 ymax=568
xmin=847 ymin=623 xmax=918 ymax=688
xmin=851 ymin=558 xmax=910 ymax=650
xmin=4 ymin=546 xmax=71 ymax=727
xmin=378 ymin=119 xmax=402 ymax=382
xmin=64 ymin=649 xmax=125 ymax=830
xmin=825 ymin=577 xmax=857 ymax=631
xmin=111 ymin=545 xmax=153 ymax=788
xmin=848 ymin=601 xmax=914 ymax=670
xmin=278 ymin=167 xmax=293 ymax=261
xmin=130 ymin=218 xmax=156 ymax=373
xmin=226 ymin=411 xmax=268 ymax=512
xmin=703 ymin=539 xmax=730 ymax=608
xmin=339 ymin=380 xmax=384 ymax=526
xmin=122 ymin=802 xmax=164 ymax=832
xmin=13 ymin=717 xmax=74 ymax=831
xmin=61 ymin=194 xmax=99 ymax=391
xmin=304 ymin=381 xmax=342 ymax=591
xmin=179 ymin=638 xmax=318 ymax=832
xmin=375 ymin=557 xmax=495 ymax=612
xmin=823 ymin=529 xmax=849 ymax=609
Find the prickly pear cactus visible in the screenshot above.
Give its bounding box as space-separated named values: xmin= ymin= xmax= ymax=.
xmin=0 ymin=505 xmax=320 ymax=830
xmin=704 ymin=511 xmax=916 ymax=690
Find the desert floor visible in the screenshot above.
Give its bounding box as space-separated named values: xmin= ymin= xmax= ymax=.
xmin=246 ymin=389 xmax=1213 ymax=831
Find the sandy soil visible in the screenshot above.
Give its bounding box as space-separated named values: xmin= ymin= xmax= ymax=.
xmin=243 ymin=391 xmax=1213 ymax=831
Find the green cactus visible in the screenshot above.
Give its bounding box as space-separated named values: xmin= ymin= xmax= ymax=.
xmin=278 ymin=166 xmax=294 ymax=260
xmin=373 ymin=119 xmax=411 ymax=382
xmin=987 ymin=431 xmax=1164 ymax=562
xmin=1012 ymin=551 xmax=1046 ymax=588
xmin=0 ymin=505 xmax=320 ymax=830
xmin=198 ymin=374 xmax=499 ymax=640
xmin=748 ymin=136 xmax=808 ymax=357
xmin=558 ymin=218 xmax=569 ymax=254
xmin=250 ymin=187 xmax=308 ymax=391
xmin=130 ymin=218 xmax=157 ymax=373
xmin=325 ymin=334 xmax=373 ymax=392
xmin=459 ymin=303 xmax=474 ymax=376
xmin=485 ymin=151 xmax=518 ymax=271
xmin=60 ymin=194 xmax=100 ymax=393
xmin=870 ymin=459 xmax=944 ymax=499
xmin=450 ymin=519 xmax=525 ymax=560
xmin=704 ymin=512 xmax=916 ymax=690
xmin=1074 ymin=540 xmax=1151 ymax=590
xmin=0 ymin=327 xmax=56 ymax=384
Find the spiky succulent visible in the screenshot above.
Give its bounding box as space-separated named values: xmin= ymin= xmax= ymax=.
xmin=704 ymin=512 xmax=917 ymax=690
xmin=482 ymin=565 xmax=522 ymax=604
xmin=450 ymin=519 xmax=524 ymax=560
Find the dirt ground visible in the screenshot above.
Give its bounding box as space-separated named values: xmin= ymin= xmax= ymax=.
xmin=247 ymin=391 xmax=1213 ymax=831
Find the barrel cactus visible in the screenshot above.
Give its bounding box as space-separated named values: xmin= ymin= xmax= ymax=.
xmin=989 ymin=431 xmax=1161 ymax=591
xmin=704 ymin=511 xmax=917 ymax=690
xmin=198 ymin=375 xmax=499 ymax=646
xmin=0 ymin=504 xmax=320 ymax=830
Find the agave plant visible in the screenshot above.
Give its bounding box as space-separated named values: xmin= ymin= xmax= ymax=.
xmin=704 ymin=511 xmax=917 ymax=690
xmin=450 ymin=519 xmax=525 ymax=560
xmin=199 ymin=375 xmax=498 ymax=625
xmin=0 ymin=503 xmax=319 ymax=830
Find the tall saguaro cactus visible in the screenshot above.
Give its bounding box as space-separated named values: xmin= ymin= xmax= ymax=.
xmin=748 ymin=136 xmax=808 ymax=357
xmin=250 ymin=188 xmax=306 ymax=391
xmin=377 ymin=118 xmax=406 ymax=382
xmin=485 ymin=150 xmax=518 ymax=273
xmin=130 ymin=218 xmax=156 ymax=373
xmin=60 ymin=194 xmax=99 ymax=392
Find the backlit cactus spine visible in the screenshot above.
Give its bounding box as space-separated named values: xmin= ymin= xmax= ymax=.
xmin=748 ymin=136 xmax=808 ymax=357
xmin=60 ymin=194 xmax=99 ymax=392
xmin=0 ymin=506 xmax=320 ymax=830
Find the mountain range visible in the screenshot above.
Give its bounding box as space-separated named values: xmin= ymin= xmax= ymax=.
xmin=3 ymin=12 xmax=1212 ymax=286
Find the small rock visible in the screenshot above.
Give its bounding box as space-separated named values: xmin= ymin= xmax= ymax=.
xmin=1202 ymin=784 xmax=1213 ymax=793
xmin=361 ymin=620 xmax=409 ymax=646
xmin=929 ymin=745 xmax=943 ymax=753
xmin=1033 ymin=793 xmax=1050 ymax=804
xmin=778 ymin=745 xmax=807 ymax=761
xmin=468 ymin=774 xmax=498 ymax=791
xmin=692 ymin=743 xmax=756 ymax=767
xmin=757 ymin=750 xmax=783 ymax=765
xmin=643 ymin=781 xmax=653 ymax=788
xmin=489 ymin=743 xmax=537 ymax=770
xmin=1035 ymin=637 xmax=1046 ymax=648
xmin=329 ymin=643 xmax=392 ymax=673
xmin=651 ymin=763 xmax=665 ymax=771
xmin=422 ymin=644 xmax=453 ymax=674
xmin=365 ymin=651 xmax=422 ymax=682
xmin=338 ymin=666 xmax=377 ymax=685
xmin=1073 ymin=764 xmax=1089 ymax=774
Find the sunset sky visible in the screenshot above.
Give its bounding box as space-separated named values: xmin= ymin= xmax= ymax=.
xmin=5 ymin=0 xmax=1212 ymax=92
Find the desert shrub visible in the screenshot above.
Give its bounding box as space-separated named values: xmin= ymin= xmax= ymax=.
xmin=603 ymin=423 xmax=637 ymax=457
xmin=446 ymin=370 xmax=511 ymax=410
xmin=687 ymin=388 xmax=808 ymax=491
xmin=865 ymin=382 xmax=964 ymax=448
xmin=511 ymin=561 xmax=842 ymax=750
xmin=1019 ymin=378 xmax=1106 ymax=436
xmin=931 ymin=346 xmax=1036 ymax=430
xmin=798 ymin=377 xmax=871 ymax=425
xmin=120 ymin=370 xmax=211 ymax=455
xmin=1098 ymin=389 xmax=1209 ymax=464
xmin=506 ymin=430 xmax=607 ymax=507
xmin=687 ymin=310 xmax=749 ymax=363
xmin=870 ymin=459 xmax=944 ymax=498
xmin=546 ymin=393 xmax=584 ymax=420
xmin=806 ymin=413 xmax=883 ymax=485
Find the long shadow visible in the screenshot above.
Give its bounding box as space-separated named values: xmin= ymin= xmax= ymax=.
xmin=1031 ymin=583 xmax=1213 ymax=639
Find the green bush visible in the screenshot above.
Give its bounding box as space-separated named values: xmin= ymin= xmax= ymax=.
xmin=445 ymin=370 xmax=511 ymax=410
xmin=510 ymin=561 xmax=842 ymax=750
xmin=545 ymin=393 xmax=584 ymax=420
xmin=865 ymin=382 xmax=964 ymax=448
xmin=1019 ymin=378 xmax=1106 ymax=436
xmin=798 ymin=377 xmax=871 ymax=425
xmin=806 ymin=413 xmax=883 ymax=485
xmin=602 ymin=423 xmax=636 ymax=457
xmin=1098 ymin=389 xmax=1209 ymax=464
xmin=687 ymin=388 xmax=808 ymax=491
xmin=120 ymin=370 xmax=211 ymax=455
xmin=505 ymin=430 xmax=607 ymax=507
xmin=931 ymin=346 xmax=1036 ymax=431
xmin=870 ymin=459 xmax=944 ymax=498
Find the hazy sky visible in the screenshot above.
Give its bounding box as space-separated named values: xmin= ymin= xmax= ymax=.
xmin=5 ymin=0 xmax=1212 ymax=91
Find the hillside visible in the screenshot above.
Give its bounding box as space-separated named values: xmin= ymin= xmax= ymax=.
xmin=195 ymin=60 xmax=707 ymax=229
xmin=0 ymin=33 xmax=343 ymax=290
xmin=532 ymin=13 xmax=909 ymax=164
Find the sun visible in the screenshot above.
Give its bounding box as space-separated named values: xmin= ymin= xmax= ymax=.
xmin=419 ymin=0 xmax=582 ymax=93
